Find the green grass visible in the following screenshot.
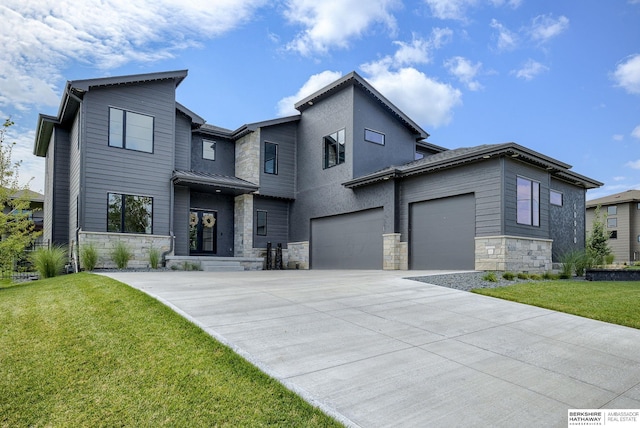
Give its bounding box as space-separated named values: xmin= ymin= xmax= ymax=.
xmin=473 ymin=280 xmax=640 ymax=329
xmin=0 ymin=274 xmax=342 ymax=427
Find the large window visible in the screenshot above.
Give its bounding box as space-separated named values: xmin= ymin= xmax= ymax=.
xmin=202 ymin=140 xmax=216 ymax=160
xmin=108 ymin=193 xmax=153 ymax=234
xmin=256 ymin=210 xmax=267 ymax=236
xmin=109 ymin=107 xmax=154 ymax=153
xmin=517 ymin=177 xmax=540 ymax=226
xmin=264 ymin=142 xmax=278 ymax=174
xmin=324 ymin=129 xmax=345 ymax=169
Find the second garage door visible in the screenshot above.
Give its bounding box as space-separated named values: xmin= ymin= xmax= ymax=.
xmin=410 ymin=194 xmax=475 ymax=270
xmin=311 ymin=208 xmax=383 ymax=269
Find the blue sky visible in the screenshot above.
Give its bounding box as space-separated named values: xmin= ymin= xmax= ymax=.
xmin=2 ymin=0 xmax=639 ymax=199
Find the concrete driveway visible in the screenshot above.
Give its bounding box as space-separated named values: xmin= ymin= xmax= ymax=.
xmin=102 ymin=270 xmax=640 ymax=427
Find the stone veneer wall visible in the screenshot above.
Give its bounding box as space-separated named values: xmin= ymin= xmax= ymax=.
xmin=287 ymin=241 xmax=309 ymax=269
xmin=235 ymin=130 xmax=260 ymax=185
xmin=383 ymin=233 xmax=408 ymax=270
xmin=234 ymin=194 xmax=254 ymax=257
xmin=78 ymin=231 xmax=172 ymax=269
xmin=475 ymin=235 xmax=552 ymax=273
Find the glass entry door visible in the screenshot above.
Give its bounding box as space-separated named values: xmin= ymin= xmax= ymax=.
xmin=189 ymin=210 xmax=217 ymax=254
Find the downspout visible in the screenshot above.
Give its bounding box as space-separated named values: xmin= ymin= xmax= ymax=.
xmin=161 ymin=182 xmax=175 ymax=267
xmin=71 ymin=89 xmax=83 ymax=273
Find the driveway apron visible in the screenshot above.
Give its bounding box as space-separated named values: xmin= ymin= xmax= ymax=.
xmin=102 ymin=270 xmax=640 ymax=428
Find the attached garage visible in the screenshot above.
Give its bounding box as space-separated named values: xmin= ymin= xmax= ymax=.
xmin=410 ymin=194 xmax=475 ymax=270
xmin=311 ymin=208 xmax=383 ymax=269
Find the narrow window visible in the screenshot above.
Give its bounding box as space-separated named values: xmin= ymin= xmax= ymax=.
xmin=550 ymin=190 xmax=563 ymax=206
xmin=516 ymin=177 xmax=540 ymax=227
xmin=109 ymin=108 xmax=154 ymax=153
xmin=607 ymin=218 xmax=617 ymax=228
xmin=264 ymin=142 xmax=278 ymax=174
xmin=324 ymin=129 xmax=345 ymax=169
xmin=107 ymin=193 xmax=153 ymax=234
xmin=609 ymin=230 xmax=617 ymax=239
xmin=202 ymin=140 xmax=216 ymax=160
xmin=256 ymin=210 xmax=267 ymax=236
xmin=364 ymin=129 xmax=385 ymax=145
xmin=607 ymin=205 xmax=617 ymax=215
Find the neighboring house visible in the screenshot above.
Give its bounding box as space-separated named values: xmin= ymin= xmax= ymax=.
xmin=1 ymin=188 xmax=44 ymax=246
xmin=586 ymin=190 xmax=640 ymax=264
xmin=33 ymin=70 xmax=601 ymax=271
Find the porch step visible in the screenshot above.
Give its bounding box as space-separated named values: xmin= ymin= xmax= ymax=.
xmin=165 ymin=256 xmax=264 ymax=272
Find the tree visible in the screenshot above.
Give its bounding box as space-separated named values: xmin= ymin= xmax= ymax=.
xmin=0 ymin=119 xmax=40 ymax=272
xmin=586 ymin=205 xmax=611 ymax=266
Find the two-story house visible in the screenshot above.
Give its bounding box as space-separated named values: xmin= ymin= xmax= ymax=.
xmin=586 ymin=190 xmax=640 ymax=264
xmin=34 ymin=69 xmax=601 ymax=271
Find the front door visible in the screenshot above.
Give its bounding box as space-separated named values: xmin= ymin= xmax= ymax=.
xmin=189 ymin=210 xmax=217 ymax=254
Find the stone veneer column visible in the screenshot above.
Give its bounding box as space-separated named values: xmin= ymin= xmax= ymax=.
xmin=234 ymin=194 xmax=254 ymax=257
xmin=475 ymin=235 xmax=552 ymax=273
xmin=235 ymin=130 xmax=260 ymax=185
xmin=383 ymin=233 xmax=408 ymax=270
xmin=287 ymin=241 xmax=309 ymax=269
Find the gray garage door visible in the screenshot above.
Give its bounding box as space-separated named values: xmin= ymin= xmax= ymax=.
xmin=410 ymin=194 xmax=475 ymax=270
xmin=311 ymin=208 xmax=383 ymax=269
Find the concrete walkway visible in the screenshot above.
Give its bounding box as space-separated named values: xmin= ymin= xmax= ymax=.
xmin=102 ymin=270 xmax=640 ymax=427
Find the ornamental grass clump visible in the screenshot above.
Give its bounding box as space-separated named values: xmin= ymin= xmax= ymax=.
xmin=80 ymin=243 xmax=99 ymax=271
xmin=482 ymin=271 xmax=498 ymax=282
xmin=502 ymin=272 xmax=515 ymax=281
xmin=110 ymin=241 xmax=132 ymax=269
xmin=149 ymin=247 xmax=160 ymax=269
xmin=30 ymin=246 xmax=67 ymax=279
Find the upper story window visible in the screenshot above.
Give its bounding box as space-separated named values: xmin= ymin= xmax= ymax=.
xmin=324 ymin=129 xmax=345 ymax=169
xmin=607 ymin=218 xmax=617 ymax=228
xmin=109 ymin=108 xmax=154 ymax=153
xmin=107 ymin=193 xmax=153 ymax=234
xmin=264 ymin=142 xmax=278 ymax=174
xmin=607 ymin=205 xmax=617 ymax=215
xmin=202 ymin=140 xmax=216 ymax=160
xmin=550 ymin=190 xmax=563 ymax=206
xmin=609 ymin=230 xmax=617 ymax=239
xmin=364 ymin=129 xmax=385 ymax=145
xmin=517 ymin=176 xmax=540 ymax=227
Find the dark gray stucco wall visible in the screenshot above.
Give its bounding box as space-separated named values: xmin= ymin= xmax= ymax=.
xmin=190 ymin=134 xmax=235 ymax=176
xmin=259 ymin=122 xmax=297 ymax=199
xmin=549 ymin=178 xmax=586 ymax=261
xmin=190 ymin=191 xmax=234 ymax=256
xmin=352 ymin=87 xmax=419 ymax=178
xmin=290 ymin=84 xmax=399 ymax=242
xmin=81 ymin=80 xmax=176 ymax=235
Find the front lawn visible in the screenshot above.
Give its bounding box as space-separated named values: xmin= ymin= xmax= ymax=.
xmin=472 ymin=280 xmax=640 ymax=329
xmin=0 ymin=273 xmax=342 ymax=427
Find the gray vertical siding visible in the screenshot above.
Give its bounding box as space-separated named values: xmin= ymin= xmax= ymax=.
xmin=190 ymin=134 xmax=235 ymax=176
xmin=174 ymin=112 xmax=191 ymax=170
xmin=399 ymin=158 xmax=503 ymax=240
xmin=173 ymin=185 xmax=190 ymax=256
xmin=190 ymin=192 xmax=234 ymax=256
xmin=550 ymin=178 xmax=586 ymax=261
xmin=81 ymin=80 xmax=176 ymax=235
xmin=352 ymin=87 xmax=418 ymax=178
xmin=259 ymin=122 xmax=297 ymax=199
xmin=253 ymin=196 xmax=289 ymax=248
xmin=503 ymin=159 xmax=550 ymax=239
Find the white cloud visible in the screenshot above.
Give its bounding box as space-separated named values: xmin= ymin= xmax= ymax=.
xmin=425 ymin=0 xmax=521 ymax=21
xmin=0 ymin=0 xmax=267 ymax=110
xmin=445 ymin=56 xmax=483 ymax=91
xmin=363 ymin=68 xmax=462 ymax=128
xmin=632 ymin=125 xmax=640 ymax=139
xmin=276 ymin=71 xmax=343 ymax=116
xmin=626 ymin=159 xmax=640 ymax=169
xmin=284 ymin=0 xmax=400 ymax=56
xmin=612 ymin=176 xmax=626 ymax=181
xmin=613 ymin=54 xmax=640 ymax=95
xmin=490 ymin=19 xmax=518 ymax=51
xmin=612 ymin=134 xmax=624 ymax=141
xmin=529 ymin=14 xmax=569 ymax=44
xmin=512 ymin=59 xmax=549 ymax=80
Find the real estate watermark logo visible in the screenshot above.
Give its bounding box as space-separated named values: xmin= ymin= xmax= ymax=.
xmin=568 ymin=410 xmax=640 ymax=427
